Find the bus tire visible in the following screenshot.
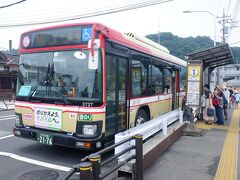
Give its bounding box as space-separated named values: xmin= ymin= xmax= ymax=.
xmin=135 ymin=109 xmax=148 ymax=126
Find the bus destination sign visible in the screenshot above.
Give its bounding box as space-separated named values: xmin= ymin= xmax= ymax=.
xmin=21 ymin=26 xmax=93 ymax=49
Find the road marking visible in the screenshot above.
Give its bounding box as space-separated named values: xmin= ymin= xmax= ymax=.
xmin=0 ymin=117 xmax=15 ymax=121
xmin=0 ymin=115 xmax=15 ymax=119
xmin=0 ymin=134 xmax=14 ymax=140
xmin=215 ymin=109 xmax=239 ymax=180
xmin=0 ymin=151 xmax=71 ymax=172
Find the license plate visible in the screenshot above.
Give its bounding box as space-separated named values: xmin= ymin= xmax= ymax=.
xmin=37 ymin=133 xmax=53 ymax=146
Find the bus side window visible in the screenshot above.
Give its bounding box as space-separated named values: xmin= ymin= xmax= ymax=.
xmin=164 ymin=68 xmax=172 ymax=94
xmin=180 ymin=67 xmax=186 ymax=91
xmin=131 ymin=59 xmax=148 ymax=97
xmin=151 ymin=63 xmax=163 ymax=95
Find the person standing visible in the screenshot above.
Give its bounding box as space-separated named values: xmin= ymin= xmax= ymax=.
xmin=222 ymin=86 xmax=229 ymax=120
xmin=235 ymin=91 xmax=239 ymax=109
xmin=228 ymin=86 xmax=234 ymax=108
xmin=213 ymin=85 xmax=224 ymax=125
xmin=202 ymin=84 xmax=214 ymax=124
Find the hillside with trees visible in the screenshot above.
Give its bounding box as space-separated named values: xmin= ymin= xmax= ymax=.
xmin=146 ymin=32 xmax=240 ymax=63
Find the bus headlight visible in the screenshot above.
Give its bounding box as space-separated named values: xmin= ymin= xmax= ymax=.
xmin=83 ymin=125 xmax=97 ymax=135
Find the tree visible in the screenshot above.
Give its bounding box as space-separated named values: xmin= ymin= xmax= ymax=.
xmin=146 ymin=32 xmax=240 ymax=63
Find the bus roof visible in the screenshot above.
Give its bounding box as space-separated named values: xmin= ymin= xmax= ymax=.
xmin=20 ymin=22 xmax=187 ymax=67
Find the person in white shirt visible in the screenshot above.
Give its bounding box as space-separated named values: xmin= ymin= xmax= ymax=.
xmin=222 ymin=86 xmax=230 ymax=120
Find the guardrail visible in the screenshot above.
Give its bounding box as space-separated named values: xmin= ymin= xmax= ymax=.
xmin=115 ymin=108 xmax=183 ymax=159
xmin=0 ymin=98 xmax=15 ymax=111
xmin=62 ymin=135 xmax=143 ymax=180
xmin=115 ymin=108 xmax=183 ymax=179
xmin=62 ymin=108 xmax=184 ymax=180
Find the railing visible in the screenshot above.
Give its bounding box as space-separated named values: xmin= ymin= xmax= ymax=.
xmin=62 ymin=135 xmax=143 ymax=180
xmin=62 ymin=108 xmax=184 ymax=180
xmin=115 ymin=108 xmax=183 ymax=160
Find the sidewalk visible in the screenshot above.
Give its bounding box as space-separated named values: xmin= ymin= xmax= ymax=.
xmin=144 ymin=108 xmax=239 ymax=180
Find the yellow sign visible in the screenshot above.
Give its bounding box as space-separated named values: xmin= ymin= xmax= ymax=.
xmin=188 ymin=65 xmax=201 ymax=81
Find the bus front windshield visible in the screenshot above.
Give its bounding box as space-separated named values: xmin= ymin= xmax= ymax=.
xmin=17 ymin=50 xmax=102 ymax=103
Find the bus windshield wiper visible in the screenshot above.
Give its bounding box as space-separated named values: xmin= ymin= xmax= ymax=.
xmin=26 ymin=63 xmax=50 ymax=101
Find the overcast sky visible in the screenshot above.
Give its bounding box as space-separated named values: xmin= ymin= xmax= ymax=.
xmin=0 ymin=0 xmax=239 ymax=50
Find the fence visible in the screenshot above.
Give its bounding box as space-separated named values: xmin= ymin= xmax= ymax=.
xmin=62 ymin=108 xmax=184 ymax=180
xmin=62 ymin=135 xmax=143 ymax=180
xmin=0 ymin=97 xmax=15 ymax=111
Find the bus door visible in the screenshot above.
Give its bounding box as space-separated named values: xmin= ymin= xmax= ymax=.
xmin=105 ymin=55 xmax=128 ymax=136
xmin=172 ymin=68 xmax=180 ymax=110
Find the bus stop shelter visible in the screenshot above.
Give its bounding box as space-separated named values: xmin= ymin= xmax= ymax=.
xmin=187 ymin=43 xmax=235 ymax=86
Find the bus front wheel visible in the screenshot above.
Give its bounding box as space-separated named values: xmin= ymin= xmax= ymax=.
xmin=135 ymin=109 xmax=148 ymax=126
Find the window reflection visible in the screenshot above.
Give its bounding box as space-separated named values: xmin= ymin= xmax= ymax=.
xmin=18 ymin=50 xmax=102 ymax=101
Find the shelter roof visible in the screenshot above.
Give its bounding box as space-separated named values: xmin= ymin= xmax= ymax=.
xmin=187 ymin=44 xmax=234 ymax=70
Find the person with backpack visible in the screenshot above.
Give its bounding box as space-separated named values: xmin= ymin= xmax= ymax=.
xmin=212 ymin=85 xmax=224 ymax=125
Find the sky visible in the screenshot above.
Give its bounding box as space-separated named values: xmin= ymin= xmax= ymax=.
xmin=0 ymin=0 xmax=240 ymax=50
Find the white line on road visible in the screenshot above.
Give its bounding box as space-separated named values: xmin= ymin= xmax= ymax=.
xmin=0 ymin=151 xmax=71 ymax=172
xmin=0 ymin=115 xmax=15 ymax=119
xmin=0 ymin=134 xmax=14 ymax=140
xmin=0 ymin=117 xmax=15 ymax=121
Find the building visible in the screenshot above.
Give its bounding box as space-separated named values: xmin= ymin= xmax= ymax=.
xmin=0 ymin=51 xmax=18 ymax=99
xmin=211 ymin=64 xmax=240 ymax=88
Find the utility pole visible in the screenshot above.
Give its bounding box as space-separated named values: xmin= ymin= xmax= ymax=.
xmin=215 ymin=9 xmax=231 ymax=85
xmin=217 ymin=9 xmax=231 ymax=44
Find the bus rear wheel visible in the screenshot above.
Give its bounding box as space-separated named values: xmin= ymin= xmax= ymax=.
xmin=135 ymin=109 xmax=148 ymax=126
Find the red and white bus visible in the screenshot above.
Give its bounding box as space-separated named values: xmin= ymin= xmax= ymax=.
xmin=13 ymin=23 xmax=187 ymax=150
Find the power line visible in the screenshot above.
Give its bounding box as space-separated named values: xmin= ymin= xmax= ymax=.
xmin=232 ymin=0 xmax=240 ymax=21
xmin=228 ymin=0 xmax=240 ymax=37
xmin=217 ymin=0 xmax=222 ymax=16
xmin=0 ymin=0 xmax=145 ymax=22
xmin=0 ymin=0 xmax=137 ymax=20
xmin=0 ymin=0 xmax=162 ymax=22
xmin=0 ymin=0 xmax=173 ymax=28
xmin=0 ymin=0 xmax=26 ymax=9
xmin=230 ymin=40 xmax=240 ymax=45
xmin=226 ymin=0 xmax=232 ymax=15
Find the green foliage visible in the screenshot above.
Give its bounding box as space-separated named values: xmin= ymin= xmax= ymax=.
xmin=146 ymin=32 xmax=240 ymax=64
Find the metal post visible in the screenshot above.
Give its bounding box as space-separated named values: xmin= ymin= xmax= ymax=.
xmin=190 ymin=108 xmax=194 ymax=123
xmin=162 ymin=119 xmax=167 ymax=135
xmin=135 ymin=134 xmax=143 ymax=180
xmin=179 ymin=110 xmax=183 ymax=123
xmin=90 ymin=154 xmax=101 ymax=180
xmin=79 ymin=162 xmax=92 ymax=180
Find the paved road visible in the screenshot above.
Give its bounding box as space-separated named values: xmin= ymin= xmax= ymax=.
xmin=0 ymin=110 xmax=115 ymax=180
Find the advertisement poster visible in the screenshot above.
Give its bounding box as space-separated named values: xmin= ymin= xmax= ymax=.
xmin=186 ymin=63 xmax=202 ymax=107
xmin=35 ymin=107 xmax=62 ymax=130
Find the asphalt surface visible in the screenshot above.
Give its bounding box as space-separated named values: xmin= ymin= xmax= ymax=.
xmin=0 ymin=108 xmax=238 ymax=180
xmin=0 ymin=110 xmax=115 ymax=180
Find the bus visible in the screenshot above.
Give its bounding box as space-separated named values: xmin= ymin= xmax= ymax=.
xmin=13 ymin=23 xmax=187 ymax=150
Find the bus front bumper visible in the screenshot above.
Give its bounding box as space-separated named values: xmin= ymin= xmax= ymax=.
xmin=13 ymin=126 xmax=103 ymax=150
